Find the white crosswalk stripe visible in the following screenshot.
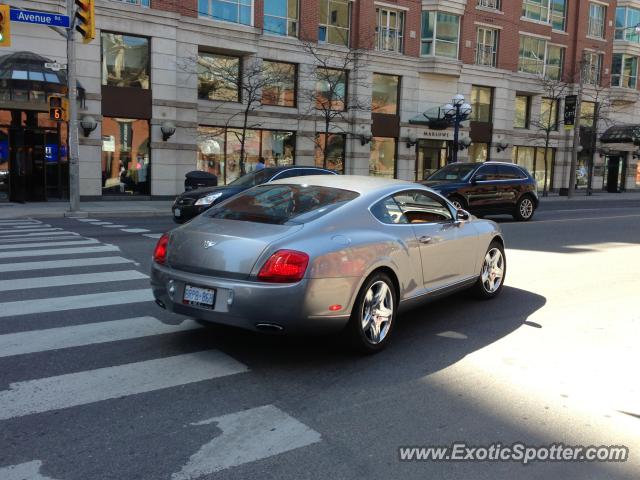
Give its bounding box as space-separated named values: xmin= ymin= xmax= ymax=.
xmin=0 ymin=244 xmax=120 ymax=259
xmin=0 ymin=235 xmax=81 ymax=244
xmin=0 ymin=230 xmax=76 ymax=239
xmin=0 ymin=221 xmax=41 ymax=226
xmin=0 ymin=238 xmax=98 ymax=251
xmin=0 ymin=224 xmax=52 ymax=229
xmin=0 ymin=256 xmax=134 ymax=273
xmin=0 ymin=227 xmax=63 ymax=235
xmin=0 ymin=350 xmax=248 ymax=421
xmin=103 ymin=224 xmax=127 ymax=228
xmin=0 ymin=317 xmax=200 ymax=358
xmin=121 ymin=228 xmax=150 ymax=233
xmin=0 ymin=270 xmax=148 ymax=292
xmin=143 ymin=233 xmax=164 ymax=239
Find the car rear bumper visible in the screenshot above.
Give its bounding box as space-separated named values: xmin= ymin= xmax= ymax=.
xmin=150 ymin=263 xmax=351 ymax=334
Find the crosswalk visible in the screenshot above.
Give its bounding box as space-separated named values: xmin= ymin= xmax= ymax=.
xmin=73 ymin=217 xmax=154 ymax=236
xmin=0 ymin=218 xmax=321 ymax=478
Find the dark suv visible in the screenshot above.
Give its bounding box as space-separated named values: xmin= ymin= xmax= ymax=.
xmin=421 ymin=162 xmax=539 ymax=221
xmin=172 ymin=166 xmax=338 ymax=223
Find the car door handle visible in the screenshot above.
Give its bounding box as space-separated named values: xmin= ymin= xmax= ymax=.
xmin=419 ymin=236 xmax=432 ymax=244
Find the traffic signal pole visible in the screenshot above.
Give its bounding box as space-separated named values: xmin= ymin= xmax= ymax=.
xmin=67 ymin=0 xmax=80 ymax=212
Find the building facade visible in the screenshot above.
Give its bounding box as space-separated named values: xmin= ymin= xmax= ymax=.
xmin=1 ymin=0 xmax=640 ymax=202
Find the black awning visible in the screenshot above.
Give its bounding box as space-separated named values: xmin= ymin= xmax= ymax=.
xmin=600 ymin=124 xmax=640 ymax=144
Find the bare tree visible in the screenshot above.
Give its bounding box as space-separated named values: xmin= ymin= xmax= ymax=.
xmin=530 ymin=75 xmax=569 ymax=196
xmin=297 ymin=40 xmax=371 ymax=170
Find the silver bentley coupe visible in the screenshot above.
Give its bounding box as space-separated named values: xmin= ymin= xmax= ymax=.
xmin=151 ymin=176 xmax=506 ymax=352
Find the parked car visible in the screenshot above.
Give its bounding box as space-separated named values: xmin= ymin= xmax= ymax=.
xmin=152 ymin=175 xmax=506 ymax=353
xmin=172 ymin=166 xmax=338 ymax=223
xmin=421 ymin=162 xmax=539 ymax=221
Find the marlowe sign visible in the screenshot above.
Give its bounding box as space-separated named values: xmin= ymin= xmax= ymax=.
xmin=10 ymin=8 xmax=70 ymax=28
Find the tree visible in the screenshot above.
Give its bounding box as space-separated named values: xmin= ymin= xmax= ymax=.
xmin=297 ymin=40 xmax=371 ymax=170
xmin=530 ymin=75 xmax=568 ymax=196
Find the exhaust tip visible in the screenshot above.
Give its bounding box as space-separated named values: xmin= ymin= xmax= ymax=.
xmin=155 ymin=299 xmax=166 ymax=309
xmin=255 ymin=323 xmax=284 ymax=333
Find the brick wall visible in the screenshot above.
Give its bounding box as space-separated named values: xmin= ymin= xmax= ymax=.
xmin=152 ymin=0 xmax=197 ymax=18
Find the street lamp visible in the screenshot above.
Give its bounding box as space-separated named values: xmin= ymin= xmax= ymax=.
xmin=443 ymin=95 xmax=472 ymax=163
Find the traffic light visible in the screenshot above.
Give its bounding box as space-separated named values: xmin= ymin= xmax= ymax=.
xmin=48 ymin=95 xmax=69 ymax=122
xmin=75 ymin=0 xmax=95 ymax=44
xmin=0 ymin=4 xmax=11 ymax=48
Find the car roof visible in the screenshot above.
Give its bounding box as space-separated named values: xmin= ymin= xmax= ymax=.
xmin=269 ymin=174 xmax=420 ymax=194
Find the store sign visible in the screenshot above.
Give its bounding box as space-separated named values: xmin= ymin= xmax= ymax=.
xmin=421 ymin=129 xmax=453 ymax=140
xmin=102 ymin=135 xmax=115 ymax=153
xmin=564 ymin=95 xmax=577 ymax=130
xmin=45 ymin=144 xmax=58 ymax=163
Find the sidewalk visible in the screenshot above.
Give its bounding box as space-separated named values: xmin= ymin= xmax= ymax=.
xmin=538 ymin=191 xmax=640 ymax=203
xmin=0 ymin=200 xmax=174 ymax=220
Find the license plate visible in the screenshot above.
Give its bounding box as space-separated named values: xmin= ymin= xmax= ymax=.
xmin=174 ymin=208 xmax=181 ymax=217
xmin=183 ymin=285 xmax=216 ymax=308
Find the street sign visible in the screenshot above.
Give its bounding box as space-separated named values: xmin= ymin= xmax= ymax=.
xmin=564 ymin=95 xmax=577 ymax=130
xmin=10 ymin=7 xmax=70 ymax=28
xmin=44 ymin=62 xmax=67 ymax=71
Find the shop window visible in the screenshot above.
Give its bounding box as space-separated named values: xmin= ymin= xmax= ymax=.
xmin=470 ymin=85 xmax=492 ymax=122
xmin=514 ymin=95 xmax=531 ymax=129
xmin=370 ymin=137 xmax=396 ymax=178
xmin=513 ymin=145 xmax=554 ymax=191
xmin=101 ymin=118 xmax=150 ymax=195
xmin=101 ymin=33 xmax=150 ymax=89
xmin=372 ymin=73 xmax=399 ymax=115
xmin=468 ymin=142 xmax=488 ymax=162
xmin=315 ymin=133 xmax=345 ymax=173
xmin=316 ymin=68 xmax=347 ymax=111
xmin=198 ymin=53 xmax=241 ymax=102
xmin=262 ymin=61 xmax=297 ymax=107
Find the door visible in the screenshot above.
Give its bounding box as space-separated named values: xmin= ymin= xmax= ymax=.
xmin=467 ymin=164 xmax=500 ymax=210
xmin=606 ymin=156 xmax=621 ymax=193
xmin=8 ymin=128 xmax=27 ymax=203
xmin=496 ymin=164 xmax=525 ymax=210
xmin=416 ymin=140 xmax=448 ymax=180
xmin=27 ymin=129 xmax=47 ymax=201
xmin=392 ymin=190 xmax=478 ymax=290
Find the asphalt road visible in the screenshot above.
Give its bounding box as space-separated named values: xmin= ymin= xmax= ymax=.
xmin=0 ymin=201 xmax=639 ymax=480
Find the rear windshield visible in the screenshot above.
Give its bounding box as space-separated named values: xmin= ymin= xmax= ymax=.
xmin=207 ymin=184 xmax=359 ymax=225
xmin=428 ymin=164 xmax=477 ymax=181
xmin=228 ymin=169 xmax=274 ymax=188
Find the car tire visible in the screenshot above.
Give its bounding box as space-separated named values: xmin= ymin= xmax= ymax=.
xmin=347 ymin=272 xmax=398 ymax=354
xmin=513 ymin=195 xmax=536 ymax=221
xmin=448 ymin=195 xmax=467 ymax=211
xmin=471 ymin=240 xmax=506 ymax=300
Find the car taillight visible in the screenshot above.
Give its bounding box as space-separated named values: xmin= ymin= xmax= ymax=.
xmin=257 ymin=250 xmax=309 ymax=283
xmin=153 ymin=233 xmax=169 ymax=264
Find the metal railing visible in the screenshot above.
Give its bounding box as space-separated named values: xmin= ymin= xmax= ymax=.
xmin=587 ymin=16 xmax=604 ymax=38
xmin=477 ymin=0 xmax=500 ymax=9
xmin=475 ymin=44 xmax=496 ymax=67
xmin=376 ymin=28 xmax=403 ymax=53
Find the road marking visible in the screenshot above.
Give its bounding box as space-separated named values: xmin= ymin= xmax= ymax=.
xmin=172 ymin=405 xmax=321 ymax=479
xmin=0 ymin=317 xmax=200 ymax=358
xmin=0 ymin=238 xmax=98 ymax=251
xmin=0 ymin=221 xmax=41 ymax=226
xmin=0 ymin=270 xmax=148 ymax=292
xmin=0 ymin=224 xmax=52 ymax=229
xmin=121 ymin=228 xmax=150 ymax=233
xmin=0 ymin=460 xmax=59 ymax=480
xmin=103 ymin=224 xmax=127 ymax=228
xmin=0 ymin=256 xmax=133 ymax=273
xmin=76 ymin=218 xmax=100 ymax=222
xmin=143 ymin=233 xmax=164 ymax=239
xmin=0 ymin=227 xmax=63 ymax=235
xmin=0 ymin=289 xmax=153 ymax=318
xmin=0 ymin=235 xmax=82 ymax=244
xmin=90 ymin=222 xmax=112 ymax=225
xmin=0 ymin=231 xmax=78 ymax=239
xmin=0 ymin=350 xmax=248 ymax=420
xmin=0 ymin=244 xmax=119 ymax=259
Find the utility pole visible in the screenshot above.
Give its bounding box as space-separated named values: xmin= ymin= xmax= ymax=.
xmin=67 ymin=0 xmax=80 ymax=212
xmin=567 ymin=59 xmax=584 ymax=199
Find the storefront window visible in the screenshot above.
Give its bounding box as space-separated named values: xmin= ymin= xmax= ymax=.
xmin=416 ymin=139 xmax=448 ymax=180
xmin=540 ymin=98 xmax=558 ymax=130
xmin=372 ymin=73 xmax=399 ymax=115
xmin=197 ymin=127 xmax=295 ymax=184
xmin=370 ymin=137 xmax=396 ymax=178
xmin=513 ymin=145 xmax=554 ymax=191
xmin=101 ymin=118 xmax=150 ymax=195
xmin=468 ymin=142 xmax=488 ymax=162
xmin=0 ymin=125 xmax=8 ymax=202
xmin=101 ymin=33 xmax=150 ymax=89
xmin=315 ymin=133 xmax=345 ymax=173
xmin=316 ymin=68 xmax=347 ymax=111
xmin=261 ymin=61 xmax=296 ymax=107
xmin=514 ymin=95 xmax=530 ymax=129
xmin=198 ymin=53 xmax=241 ymax=102
xmin=470 ymin=85 xmax=492 ymax=122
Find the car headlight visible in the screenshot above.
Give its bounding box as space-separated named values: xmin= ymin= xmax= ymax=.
xmin=194 ymin=192 xmax=224 ymax=206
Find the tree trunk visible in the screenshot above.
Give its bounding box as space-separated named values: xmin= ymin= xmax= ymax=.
xmin=240 ymin=107 xmax=250 ymax=176
xmin=323 ymin=117 xmax=330 ymax=169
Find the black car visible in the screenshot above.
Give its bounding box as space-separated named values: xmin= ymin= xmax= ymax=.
xmin=421 ymin=162 xmax=539 ymax=221
xmin=172 ymin=166 xmax=339 ymax=223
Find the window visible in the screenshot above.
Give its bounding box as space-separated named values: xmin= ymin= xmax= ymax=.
xmin=371 ymin=191 xmax=453 ymax=224
xmin=421 ymin=11 xmax=460 ymax=59
xmin=101 ymin=118 xmax=150 ymax=195
xmin=197 ymin=127 xmax=295 ymax=184
xmin=580 ymin=101 xmax=596 ymax=128
xmin=376 ymin=8 xmax=405 ymax=53
xmin=111 ymin=0 xmax=149 ymax=6
xmin=261 ymin=61 xmax=296 ymax=107
xmin=319 ymin=0 xmax=351 ymax=47
xmin=497 ymin=165 xmax=526 ymax=180
xmin=315 ymin=133 xmax=346 ymax=173
xmin=513 ymin=146 xmax=554 ymax=191
xmin=198 ymin=0 xmax=253 ymax=26
xmin=514 ymin=95 xmax=531 ymax=129
xmin=476 ymin=27 xmax=499 ymax=67
xmin=263 ymin=0 xmax=298 ymax=36
xmin=370 ymin=138 xmax=396 ymax=178
xmin=588 ymin=3 xmax=606 ymax=39
xmin=551 ymin=0 xmax=567 ymax=31
xmin=522 ymin=0 xmax=550 ymax=22
xmin=372 ymin=73 xmax=399 ymax=115
xmin=616 ymin=7 xmax=640 ymax=43
xmin=315 ymin=68 xmax=347 ymax=111
xmin=101 ymin=33 xmax=149 ymax=89
xmin=545 ymin=44 xmax=564 ymax=80
xmin=540 ymin=98 xmax=558 ymax=130
xmin=474 ymin=164 xmax=500 ymax=181
xmin=518 ymin=35 xmax=546 ymax=75
xmin=470 ymin=85 xmax=492 ymax=122
xmin=583 ymin=51 xmax=603 ymax=85
xmin=477 ymin=0 xmax=500 ymax=10
xmin=197 ymin=53 xmax=240 ymax=102
xmin=611 ymin=54 xmax=638 ymax=89
xmin=468 ymin=143 xmax=488 ymax=162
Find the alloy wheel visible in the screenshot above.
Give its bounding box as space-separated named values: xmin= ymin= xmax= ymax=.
xmin=519 ymin=198 xmax=534 ymax=219
xmin=481 ymin=248 xmax=504 ymax=294
xmin=361 ymin=281 xmax=394 ymax=344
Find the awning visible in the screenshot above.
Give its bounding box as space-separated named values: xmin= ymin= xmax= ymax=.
xmin=600 ymin=124 xmax=640 ymax=145
xmin=409 ymin=106 xmax=451 ymax=129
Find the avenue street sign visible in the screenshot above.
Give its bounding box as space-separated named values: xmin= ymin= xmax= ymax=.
xmin=9 ymin=8 xmax=70 ymax=28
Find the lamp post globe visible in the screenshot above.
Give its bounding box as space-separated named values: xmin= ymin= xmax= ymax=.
xmin=452 ymin=94 xmax=465 ymax=106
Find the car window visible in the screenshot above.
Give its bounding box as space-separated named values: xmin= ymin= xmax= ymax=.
xmin=474 ymin=164 xmax=499 ymax=181
xmin=370 ymin=197 xmax=408 ymax=224
xmin=271 ymin=169 xmax=304 ymax=180
xmin=228 ymin=169 xmax=272 ymax=187
xmin=302 ymin=168 xmax=336 ymax=176
xmin=497 ymin=165 xmax=524 ymax=180
xmin=393 ymin=190 xmax=453 ymax=223
xmin=208 ymin=185 xmax=359 ymax=225
xmin=428 ymin=164 xmax=476 ymax=181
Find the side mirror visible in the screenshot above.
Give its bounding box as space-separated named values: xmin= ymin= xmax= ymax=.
xmin=472 ymin=174 xmax=486 ymax=183
xmin=456 ymin=209 xmax=470 ymax=221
